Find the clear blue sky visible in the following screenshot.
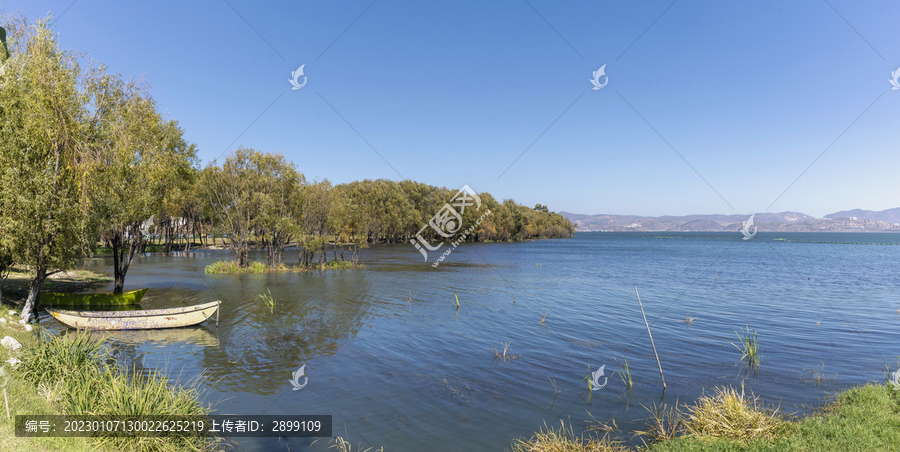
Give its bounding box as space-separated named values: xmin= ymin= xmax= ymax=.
xmin=8 ymin=0 xmax=900 ymax=218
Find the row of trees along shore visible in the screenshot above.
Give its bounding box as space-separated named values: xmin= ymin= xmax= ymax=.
xmin=0 ymin=17 xmax=574 ymax=321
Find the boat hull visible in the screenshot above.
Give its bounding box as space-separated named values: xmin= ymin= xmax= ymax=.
xmin=39 ymin=288 xmax=148 ymax=307
xmin=45 ymin=301 xmax=220 ymax=330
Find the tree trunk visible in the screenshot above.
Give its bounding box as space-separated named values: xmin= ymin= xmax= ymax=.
xmin=184 ymin=219 xmax=193 ymax=254
xmin=163 ymin=221 xmax=172 ymax=256
xmin=21 ymin=266 xmax=48 ymax=322
xmin=265 ymin=235 xmax=275 ymax=269
xmin=111 ymin=226 xmax=142 ymax=294
xmin=236 ymin=241 xmax=249 ymax=267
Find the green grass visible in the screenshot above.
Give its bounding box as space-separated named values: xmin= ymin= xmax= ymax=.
xmin=730 ymin=324 xmax=761 ymax=370
xmin=0 ymin=322 xmax=212 ymax=452
xmin=645 ymin=384 xmax=900 ymax=451
xmin=512 ymin=383 xmax=900 ymax=452
xmin=203 ymin=260 xmax=267 ymax=274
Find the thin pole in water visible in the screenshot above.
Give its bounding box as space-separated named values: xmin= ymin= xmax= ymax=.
xmin=635 ymin=286 xmax=666 ymax=391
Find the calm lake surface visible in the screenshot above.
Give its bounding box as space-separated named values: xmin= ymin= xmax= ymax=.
xmin=39 ymin=232 xmax=900 ymax=451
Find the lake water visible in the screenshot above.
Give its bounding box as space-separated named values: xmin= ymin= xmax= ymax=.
xmin=39 ymin=232 xmax=900 ymax=451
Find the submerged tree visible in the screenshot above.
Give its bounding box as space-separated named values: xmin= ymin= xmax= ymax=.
xmin=254 ymin=152 xmax=302 ymax=269
xmin=200 ymin=147 xmax=267 ymax=268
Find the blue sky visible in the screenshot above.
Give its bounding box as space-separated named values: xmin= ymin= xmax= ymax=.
xmin=8 ymin=0 xmax=900 ymax=217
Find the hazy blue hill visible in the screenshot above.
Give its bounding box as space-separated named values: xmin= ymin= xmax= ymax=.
xmin=825 ymin=207 xmax=900 ymax=222
xmin=562 ymin=209 xmax=898 ymax=232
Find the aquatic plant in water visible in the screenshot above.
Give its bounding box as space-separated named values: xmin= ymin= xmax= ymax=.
xmin=731 ymin=323 xmax=761 ymax=370
xmin=258 ymin=289 xmax=276 ymax=312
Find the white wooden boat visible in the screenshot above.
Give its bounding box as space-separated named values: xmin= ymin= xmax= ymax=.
xmin=45 ymin=301 xmax=221 ymax=330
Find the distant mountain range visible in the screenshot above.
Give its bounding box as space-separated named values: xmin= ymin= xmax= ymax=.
xmin=823 ymin=207 xmax=900 ymax=223
xmin=560 ymin=208 xmax=900 ymax=232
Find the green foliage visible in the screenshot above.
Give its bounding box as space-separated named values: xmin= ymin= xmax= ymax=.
xmin=0 ymin=16 xmax=96 ymax=318
xmin=17 ymin=330 xmax=107 ymax=385
xmin=13 ymin=329 xmax=209 ymax=452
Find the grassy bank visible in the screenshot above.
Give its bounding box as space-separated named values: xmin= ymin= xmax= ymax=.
xmin=1 ymin=268 xmax=111 ymax=304
xmin=512 ymin=383 xmax=900 ymax=452
xmin=0 ymin=313 xmax=212 ymax=451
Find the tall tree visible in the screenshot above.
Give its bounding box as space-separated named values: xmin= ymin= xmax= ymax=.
xmin=0 ymin=18 xmax=94 ymax=320
xmin=200 ymin=147 xmax=265 ymax=268
xmin=254 ymin=152 xmax=302 ymax=269
xmin=84 ymin=69 xmax=197 ymax=293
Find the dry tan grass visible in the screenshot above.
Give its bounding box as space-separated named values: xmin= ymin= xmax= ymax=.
xmin=511 ymin=421 xmax=630 ymax=452
xmin=682 ymin=384 xmax=792 ymax=441
xmin=634 ymin=402 xmax=683 ymax=442
xmin=327 ymin=437 xmax=384 ymax=452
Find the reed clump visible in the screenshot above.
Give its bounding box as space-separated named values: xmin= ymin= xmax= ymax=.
xmin=511 ymin=420 xmax=630 ymax=452
xmin=681 ymin=385 xmax=791 ymax=441
xmin=258 ymin=288 xmax=276 ymax=312
xmin=731 ymin=323 xmax=762 ymax=369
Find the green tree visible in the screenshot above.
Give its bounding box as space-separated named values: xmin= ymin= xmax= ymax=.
xmin=0 ymin=18 xmax=94 ymax=320
xmin=85 ymin=69 xmax=197 ymax=292
xmin=254 ymin=152 xmax=302 ymax=268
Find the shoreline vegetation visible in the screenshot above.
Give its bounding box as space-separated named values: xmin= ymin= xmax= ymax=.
xmin=0 ymin=316 xmax=212 ymax=452
xmin=511 ymin=382 xmax=900 ymax=451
